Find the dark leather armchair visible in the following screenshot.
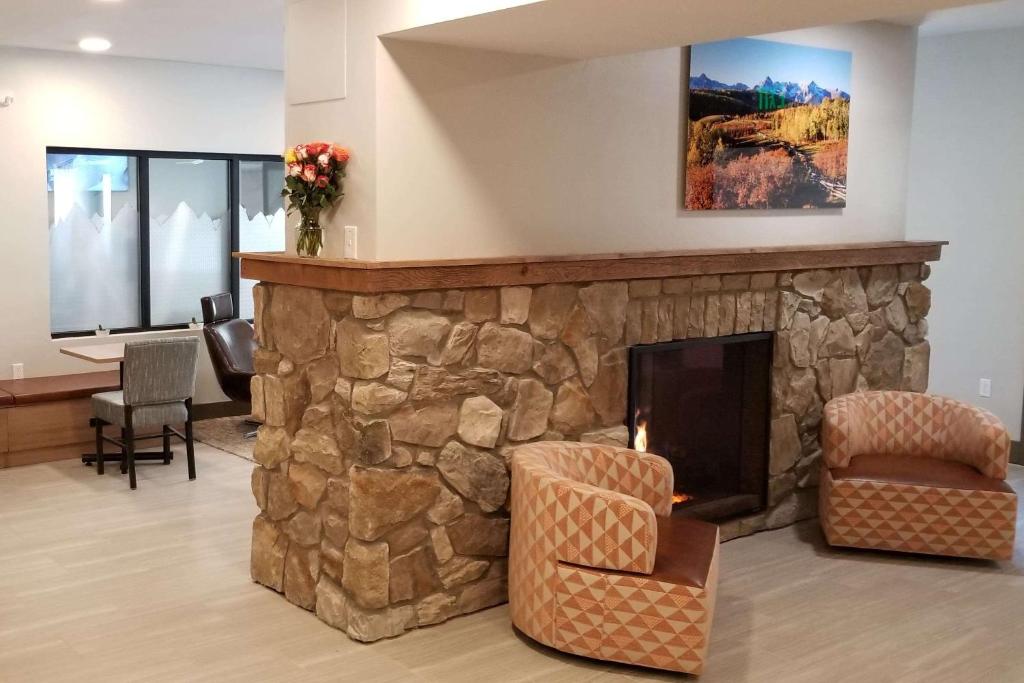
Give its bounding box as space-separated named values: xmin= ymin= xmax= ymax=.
xmin=200 ymin=293 xmax=255 ymax=404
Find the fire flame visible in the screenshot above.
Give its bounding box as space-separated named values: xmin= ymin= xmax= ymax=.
xmin=634 ymin=420 xmax=648 ymax=453
xmin=635 ymin=418 xmax=690 ymax=504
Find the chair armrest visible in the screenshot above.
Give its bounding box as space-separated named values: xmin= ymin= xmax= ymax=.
xmin=822 ymin=393 xmax=871 ymax=469
xmin=552 ymin=477 xmax=658 ymax=574
xmin=944 ymin=401 xmax=1011 ymax=479
xmin=580 ymin=444 xmax=675 ymax=517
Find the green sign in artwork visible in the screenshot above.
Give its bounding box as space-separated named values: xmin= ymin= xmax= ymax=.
xmin=756 ymin=89 xmax=789 ymax=112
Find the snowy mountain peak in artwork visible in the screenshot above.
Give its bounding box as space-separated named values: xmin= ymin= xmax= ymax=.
xmin=690 ymin=73 xmax=730 ymax=90
xmin=749 ymin=76 xmax=850 ymax=104
xmin=689 ymin=73 xmax=750 ymax=91
xmin=690 ymin=72 xmax=849 ymax=105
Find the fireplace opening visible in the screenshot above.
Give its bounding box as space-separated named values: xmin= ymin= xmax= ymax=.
xmin=627 ymin=332 xmax=772 ymax=522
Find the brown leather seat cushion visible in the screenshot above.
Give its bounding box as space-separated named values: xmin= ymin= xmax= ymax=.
xmin=832 ymin=453 xmax=1014 ymax=494
xmin=570 ymin=516 xmax=718 ymax=589
xmin=602 ymin=516 xmax=718 ymax=588
xmin=0 ymin=389 xmax=13 ymax=407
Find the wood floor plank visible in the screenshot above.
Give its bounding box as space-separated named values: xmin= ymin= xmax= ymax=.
xmin=0 ymin=447 xmax=1020 ymax=682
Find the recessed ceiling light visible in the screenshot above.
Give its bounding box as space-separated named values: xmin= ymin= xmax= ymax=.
xmin=78 ymin=37 xmax=112 ymax=53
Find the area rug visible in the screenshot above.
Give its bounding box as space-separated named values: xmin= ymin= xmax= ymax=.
xmin=194 ymin=416 xmax=255 ymax=462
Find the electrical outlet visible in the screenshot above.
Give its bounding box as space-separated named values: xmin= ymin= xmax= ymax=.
xmin=12 ymin=362 xmax=24 ymax=379
xmin=343 ymin=225 xmax=357 ymax=259
xmin=979 ymin=378 xmax=992 ymax=398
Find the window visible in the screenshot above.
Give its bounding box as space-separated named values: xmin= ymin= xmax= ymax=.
xmin=46 ymin=148 xmax=284 ymax=337
xmin=149 ymin=157 xmax=231 ymax=326
xmin=48 ymin=154 xmax=141 ymax=334
xmin=238 ymin=160 xmax=286 ymax=320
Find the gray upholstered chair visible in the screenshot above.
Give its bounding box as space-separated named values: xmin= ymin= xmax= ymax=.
xmin=91 ymin=338 xmax=200 ymax=489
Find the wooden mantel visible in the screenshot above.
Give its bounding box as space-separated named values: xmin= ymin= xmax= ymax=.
xmin=236 ymin=241 xmax=945 ymax=294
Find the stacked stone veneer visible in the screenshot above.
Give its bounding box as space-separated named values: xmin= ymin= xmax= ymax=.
xmin=247 ymin=262 xmax=932 ymax=642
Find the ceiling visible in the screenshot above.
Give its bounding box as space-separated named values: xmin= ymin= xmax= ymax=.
xmin=917 ymin=0 xmax=1024 ymax=35
xmin=383 ymin=0 xmax=999 ymax=60
xmin=0 ymin=0 xmax=1021 ymax=71
xmin=0 ymin=0 xmax=284 ymax=71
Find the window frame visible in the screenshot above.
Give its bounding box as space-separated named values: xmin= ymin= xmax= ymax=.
xmin=47 ymin=146 xmax=284 ymax=339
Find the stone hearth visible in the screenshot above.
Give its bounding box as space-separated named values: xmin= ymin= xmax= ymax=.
xmin=243 ymin=247 xmax=936 ymax=642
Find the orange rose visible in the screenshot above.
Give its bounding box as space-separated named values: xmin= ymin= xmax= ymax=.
xmin=331 ymin=146 xmax=350 ymax=164
xmin=307 ymin=142 xmax=329 ymax=156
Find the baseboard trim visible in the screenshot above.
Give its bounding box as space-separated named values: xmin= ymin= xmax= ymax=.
xmin=0 ymin=399 xmax=249 ymax=469
xmin=194 ymin=401 xmax=250 ymax=421
xmin=1 ymin=433 xmax=169 ymax=469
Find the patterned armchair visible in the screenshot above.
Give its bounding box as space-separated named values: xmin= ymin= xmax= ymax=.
xmin=509 ymin=442 xmax=720 ymax=675
xmin=820 ymin=391 xmax=1017 ymax=560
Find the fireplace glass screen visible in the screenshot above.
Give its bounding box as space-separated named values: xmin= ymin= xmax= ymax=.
xmin=627 ymin=332 xmax=772 ymax=521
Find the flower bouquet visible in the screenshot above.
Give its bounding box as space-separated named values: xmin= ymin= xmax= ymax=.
xmin=283 ymin=142 xmax=350 ymax=257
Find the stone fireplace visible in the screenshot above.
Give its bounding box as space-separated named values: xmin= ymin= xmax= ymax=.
xmin=627 ymin=332 xmax=772 ymax=521
xmin=239 ymin=241 xmax=941 ymax=643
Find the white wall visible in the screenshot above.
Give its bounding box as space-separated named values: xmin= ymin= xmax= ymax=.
xmin=374 ymin=21 xmax=916 ymax=259
xmin=288 ymin=6 xmax=921 ymax=262
xmin=288 ymin=4 xmax=917 ymax=260
xmin=905 ymin=28 xmax=1024 ymax=439
xmin=0 ymin=47 xmax=284 ymax=402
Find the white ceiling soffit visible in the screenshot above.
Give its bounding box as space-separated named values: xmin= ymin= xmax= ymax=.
xmin=0 ymin=0 xmax=284 ymax=71
xmin=383 ymin=0 xmax=998 ymax=59
xmin=917 ymin=0 xmax=1024 ymax=35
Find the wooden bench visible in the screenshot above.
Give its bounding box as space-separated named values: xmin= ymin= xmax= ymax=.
xmin=0 ymin=371 xmax=120 ymax=468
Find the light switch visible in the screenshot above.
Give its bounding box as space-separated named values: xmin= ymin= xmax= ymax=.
xmin=344 ymin=225 xmax=357 ymax=259
xmin=979 ymin=378 xmax=992 ymax=398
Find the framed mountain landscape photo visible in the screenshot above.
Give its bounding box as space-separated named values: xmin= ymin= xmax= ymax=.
xmin=684 ymin=37 xmax=852 ymax=210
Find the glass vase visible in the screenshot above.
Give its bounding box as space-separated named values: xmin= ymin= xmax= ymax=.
xmin=296 ymin=216 xmax=324 ymax=258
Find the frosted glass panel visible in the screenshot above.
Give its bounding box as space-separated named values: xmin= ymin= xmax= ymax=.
xmin=238 ymin=160 xmax=286 ymax=319
xmin=48 ymin=154 xmax=140 ymax=333
xmin=149 ymin=158 xmax=230 ymax=326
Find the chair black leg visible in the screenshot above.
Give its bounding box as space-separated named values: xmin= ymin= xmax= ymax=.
xmin=185 ymin=399 xmax=196 ymax=481
xmin=120 ymin=427 xmax=128 ymax=475
xmin=162 ymin=425 xmax=171 ymax=465
xmin=125 ymin=410 xmax=137 ymax=490
xmin=95 ymin=418 xmax=105 ymax=476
